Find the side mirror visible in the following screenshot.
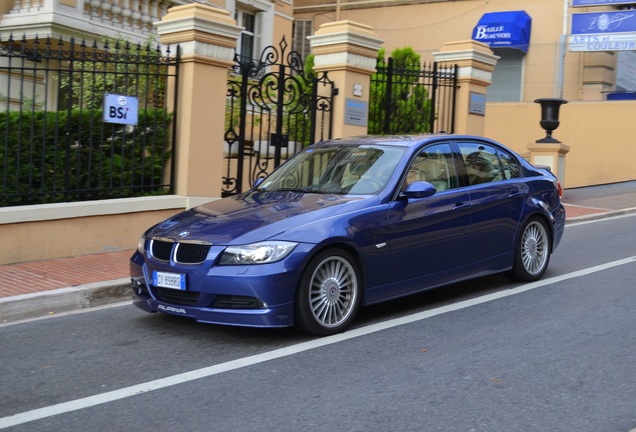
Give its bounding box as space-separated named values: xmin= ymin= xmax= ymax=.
xmin=252 ymin=177 xmax=265 ymax=189
xmin=402 ymin=181 xmax=437 ymax=199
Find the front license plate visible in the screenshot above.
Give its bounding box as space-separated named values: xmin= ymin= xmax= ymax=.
xmin=152 ymin=271 xmax=186 ymax=290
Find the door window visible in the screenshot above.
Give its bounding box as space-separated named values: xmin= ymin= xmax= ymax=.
xmin=497 ymin=148 xmax=521 ymax=180
xmin=458 ymin=143 xmax=504 ymax=185
xmin=403 ymin=143 xmax=458 ymax=192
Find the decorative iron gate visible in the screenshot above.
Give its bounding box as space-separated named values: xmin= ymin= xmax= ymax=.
xmin=369 ymin=57 xmax=457 ymax=135
xmin=223 ymin=37 xmax=336 ymax=197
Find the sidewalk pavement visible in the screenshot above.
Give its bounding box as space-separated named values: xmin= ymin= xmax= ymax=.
xmin=2 ymin=181 xmax=636 ymax=324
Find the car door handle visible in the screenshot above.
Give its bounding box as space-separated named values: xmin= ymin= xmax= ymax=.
xmin=452 ymin=202 xmax=470 ymax=212
xmin=508 ymin=191 xmax=524 ymax=199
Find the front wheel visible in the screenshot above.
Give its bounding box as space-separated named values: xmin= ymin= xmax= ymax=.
xmin=507 ymin=217 xmax=551 ymax=282
xmin=295 ymin=249 xmax=361 ymax=336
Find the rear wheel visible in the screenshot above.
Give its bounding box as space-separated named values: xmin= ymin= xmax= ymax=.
xmin=295 ymin=249 xmax=361 ymax=336
xmin=508 ymin=217 xmax=551 ymax=281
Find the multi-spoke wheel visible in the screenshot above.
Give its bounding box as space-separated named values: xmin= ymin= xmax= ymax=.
xmin=295 ymin=249 xmax=361 ymax=336
xmin=507 ymin=217 xmax=551 ymax=282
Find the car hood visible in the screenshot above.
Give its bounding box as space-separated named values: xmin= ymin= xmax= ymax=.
xmin=146 ymin=190 xmax=373 ymax=245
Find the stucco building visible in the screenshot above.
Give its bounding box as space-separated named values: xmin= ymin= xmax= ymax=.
xmin=0 ymin=0 xmax=293 ymax=50
xmin=293 ymin=0 xmax=636 ymax=102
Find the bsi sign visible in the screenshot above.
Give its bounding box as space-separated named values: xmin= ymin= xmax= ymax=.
xmin=103 ymin=94 xmax=139 ymax=125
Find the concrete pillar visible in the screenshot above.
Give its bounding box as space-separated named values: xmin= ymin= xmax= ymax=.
xmin=155 ymin=4 xmax=241 ymax=197
xmin=308 ymin=20 xmax=383 ymax=138
xmin=527 ymin=142 xmax=570 ymax=189
xmin=433 ymin=40 xmax=498 ymax=136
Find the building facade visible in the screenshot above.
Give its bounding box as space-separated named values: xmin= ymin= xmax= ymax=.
xmin=1 ymin=0 xmax=293 ymax=49
xmin=293 ymin=0 xmax=636 ymax=102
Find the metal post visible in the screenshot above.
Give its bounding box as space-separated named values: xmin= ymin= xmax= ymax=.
xmin=557 ymin=0 xmax=569 ymax=99
xmin=383 ymin=57 xmax=393 ymax=134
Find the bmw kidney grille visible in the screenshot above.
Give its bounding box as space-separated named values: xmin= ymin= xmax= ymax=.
xmin=150 ymin=238 xmax=211 ymax=264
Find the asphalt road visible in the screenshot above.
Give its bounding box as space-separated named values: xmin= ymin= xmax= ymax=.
xmin=1 ymin=214 xmax=635 ymax=432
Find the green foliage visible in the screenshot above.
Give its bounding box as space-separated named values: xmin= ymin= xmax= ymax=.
xmin=0 ymin=109 xmax=172 ymax=207
xmin=287 ymin=53 xmax=316 ymax=148
xmin=58 ymin=35 xmax=168 ymax=111
xmin=369 ymin=46 xmax=434 ymax=135
xmin=304 ymin=53 xmax=316 ymax=79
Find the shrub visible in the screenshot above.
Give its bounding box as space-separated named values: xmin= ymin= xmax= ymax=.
xmin=0 ymin=109 xmax=172 ymax=207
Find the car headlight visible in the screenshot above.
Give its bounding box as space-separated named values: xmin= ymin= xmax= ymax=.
xmin=219 ymin=241 xmax=298 ymax=265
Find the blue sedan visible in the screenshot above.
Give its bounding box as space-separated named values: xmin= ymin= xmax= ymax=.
xmin=130 ymin=135 xmax=565 ymax=335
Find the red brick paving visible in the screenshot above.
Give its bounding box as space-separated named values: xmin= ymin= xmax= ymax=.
xmin=0 ymin=250 xmax=133 ymax=298
xmin=563 ymin=203 xmax=609 ymax=219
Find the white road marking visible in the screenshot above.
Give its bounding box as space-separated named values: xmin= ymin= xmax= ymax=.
xmin=1 ymin=256 xmax=635 ymax=429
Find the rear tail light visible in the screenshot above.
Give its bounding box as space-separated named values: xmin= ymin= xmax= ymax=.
xmin=557 ymin=180 xmax=563 ymax=199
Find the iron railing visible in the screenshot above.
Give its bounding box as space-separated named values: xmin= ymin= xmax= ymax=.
xmin=0 ymin=34 xmax=179 ymax=207
xmin=369 ymin=57 xmax=457 ymax=135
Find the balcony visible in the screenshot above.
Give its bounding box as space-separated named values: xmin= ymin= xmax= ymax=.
xmin=0 ymin=0 xmax=188 ymax=44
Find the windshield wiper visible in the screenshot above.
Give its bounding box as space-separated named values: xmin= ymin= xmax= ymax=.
xmin=275 ymin=185 xmax=339 ymax=194
xmin=275 ymin=187 xmax=312 ymax=193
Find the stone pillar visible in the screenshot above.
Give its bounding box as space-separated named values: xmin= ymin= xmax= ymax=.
xmin=155 ymin=4 xmax=241 ymax=197
xmin=527 ymin=142 xmax=570 ymax=188
xmin=581 ymin=52 xmax=616 ymax=101
xmin=308 ymin=21 xmax=383 ymax=138
xmin=433 ymin=40 xmax=498 ymax=136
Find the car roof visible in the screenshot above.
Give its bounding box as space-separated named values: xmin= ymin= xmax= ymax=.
xmin=316 ymin=134 xmax=496 ymax=149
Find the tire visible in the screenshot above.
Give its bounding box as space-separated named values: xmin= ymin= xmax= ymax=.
xmin=507 ymin=217 xmax=551 ymax=282
xmin=295 ymin=249 xmax=361 ymax=336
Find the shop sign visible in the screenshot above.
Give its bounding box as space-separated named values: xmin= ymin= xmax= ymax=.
xmin=571 ymin=11 xmax=636 ymax=34
xmin=573 ymin=0 xmax=636 ymax=7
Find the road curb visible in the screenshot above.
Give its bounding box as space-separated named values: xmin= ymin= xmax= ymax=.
xmin=565 ymin=206 xmax=636 ymax=224
xmin=0 ymin=278 xmax=131 ymax=323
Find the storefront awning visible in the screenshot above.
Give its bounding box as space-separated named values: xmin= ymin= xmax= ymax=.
xmin=472 ymin=11 xmax=532 ymax=53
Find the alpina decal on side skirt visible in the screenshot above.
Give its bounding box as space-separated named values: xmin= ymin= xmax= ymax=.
xmin=158 ymin=304 xmax=187 ymax=314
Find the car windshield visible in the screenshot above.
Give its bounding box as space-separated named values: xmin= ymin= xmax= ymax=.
xmin=258 ymin=144 xmax=405 ymax=194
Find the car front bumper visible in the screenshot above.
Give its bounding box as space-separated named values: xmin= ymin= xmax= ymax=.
xmin=128 ymin=245 xmax=313 ymax=328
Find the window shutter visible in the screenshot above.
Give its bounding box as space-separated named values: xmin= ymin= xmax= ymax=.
xmin=487 ymin=49 xmax=525 ymax=102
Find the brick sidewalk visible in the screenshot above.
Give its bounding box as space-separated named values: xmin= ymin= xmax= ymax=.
xmin=563 ymin=203 xmax=610 ymax=219
xmin=0 ymin=250 xmax=133 ymax=298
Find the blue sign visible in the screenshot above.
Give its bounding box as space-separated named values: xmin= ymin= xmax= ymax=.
xmin=573 ymin=0 xmax=636 ymax=7
xmin=469 ymin=92 xmax=486 ymax=116
xmin=344 ymin=98 xmax=368 ymax=127
xmin=103 ymin=93 xmax=139 ymax=125
xmin=472 ymin=11 xmax=532 ymax=52
xmin=571 ymin=11 xmax=636 ymax=34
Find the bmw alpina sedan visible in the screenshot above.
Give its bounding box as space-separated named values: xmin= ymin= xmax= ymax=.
xmin=130 ymin=135 xmax=565 ymax=335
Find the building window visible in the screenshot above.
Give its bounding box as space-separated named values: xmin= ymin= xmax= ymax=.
xmin=235 ymin=9 xmax=257 ymax=61
xmin=293 ymin=20 xmax=313 ymax=61
xmin=487 ymin=49 xmax=525 ymax=102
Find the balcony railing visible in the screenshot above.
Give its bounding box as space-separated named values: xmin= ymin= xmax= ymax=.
xmin=1 ymin=0 xmax=186 ymax=44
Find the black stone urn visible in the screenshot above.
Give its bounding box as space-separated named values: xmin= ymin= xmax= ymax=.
xmin=535 ymin=98 xmax=567 ymax=143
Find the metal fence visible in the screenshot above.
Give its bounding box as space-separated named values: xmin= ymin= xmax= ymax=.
xmin=0 ymin=35 xmax=179 ymax=207
xmin=369 ymin=57 xmax=457 ymax=135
